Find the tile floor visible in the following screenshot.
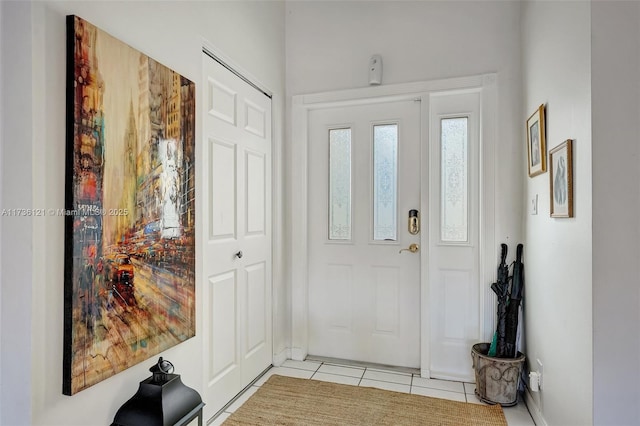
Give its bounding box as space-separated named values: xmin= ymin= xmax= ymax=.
xmin=210 ymin=359 xmax=536 ymax=425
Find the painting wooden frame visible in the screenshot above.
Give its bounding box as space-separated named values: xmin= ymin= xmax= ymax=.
xmin=526 ymin=104 xmax=546 ymax=177
xmin=64 ymin=15 xmax=196 ymax=395
xmin=549 ymin=139 xmax=573 ymax=218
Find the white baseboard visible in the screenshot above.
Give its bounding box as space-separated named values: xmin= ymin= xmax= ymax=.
xmin=272 ymin=348 xmax=290 ymax=367
xmin=291 ymin=347 xmax=307 ymax=361
xmin=524 ymin=386 xmax=548 ymax=426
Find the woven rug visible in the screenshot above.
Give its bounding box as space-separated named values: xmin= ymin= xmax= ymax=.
xmin=223 ymin=374 xmax=507 ymax=425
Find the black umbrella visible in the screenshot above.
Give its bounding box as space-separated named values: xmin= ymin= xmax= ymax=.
xmin=504 ymin=244 xmax=524 ymax=358
xmin=490 ymin=244 xmax=510 ymax=357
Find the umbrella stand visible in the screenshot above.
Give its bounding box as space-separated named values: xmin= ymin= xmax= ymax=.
xmin=472 ymin=243 xmax=526 ymax=406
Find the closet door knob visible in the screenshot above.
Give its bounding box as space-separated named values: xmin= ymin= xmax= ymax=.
xmin=235 ymin=250 xmax=243 ymax=259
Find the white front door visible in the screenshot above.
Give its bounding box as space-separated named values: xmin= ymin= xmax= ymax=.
xmin=202 ymin=54 xmax=272 ymax=419
xmin=307 ymin=100 xmax=421 ymax=368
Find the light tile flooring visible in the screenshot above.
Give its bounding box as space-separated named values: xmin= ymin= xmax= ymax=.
xmin=210 ymin=359 xmax=536 ymax=425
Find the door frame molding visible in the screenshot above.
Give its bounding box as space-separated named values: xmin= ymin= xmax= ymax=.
xmin=291 ymin=74 xmax=497 ymax=377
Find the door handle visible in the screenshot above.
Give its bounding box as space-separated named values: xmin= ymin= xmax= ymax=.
xmin=235 ymin=250 xmax=243 ymax=259
xmin=399 ymin=243 xmax=419 ymax=254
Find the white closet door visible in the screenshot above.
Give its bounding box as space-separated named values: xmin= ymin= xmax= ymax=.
xmin=202 ymin=54 xmax=272 ymax=419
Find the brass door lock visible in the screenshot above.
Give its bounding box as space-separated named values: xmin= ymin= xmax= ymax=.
xmin=408 ymin=209 xmax=420 ymax=235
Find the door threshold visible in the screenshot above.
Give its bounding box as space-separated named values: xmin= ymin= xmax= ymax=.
xmin=305 ymin=355 xmax=420 ymax=376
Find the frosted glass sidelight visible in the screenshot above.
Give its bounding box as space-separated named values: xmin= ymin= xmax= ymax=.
xmin=441 ymin=117 xmax=468 ymax=242
xmin=329 ymin=128 xmax=352 ymax=240
xmin=373 ymin=124 xmax=398 ymax=241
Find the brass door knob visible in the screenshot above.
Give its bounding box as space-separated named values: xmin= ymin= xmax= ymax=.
xmin=399 ymin=243 xmax=419 ymax=254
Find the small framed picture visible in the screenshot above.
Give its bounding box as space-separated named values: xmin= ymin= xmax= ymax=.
xmin=526 ymin=104 xmax=546 ymax=177
xmin=549 ymin=139 xmax=573 ymax=218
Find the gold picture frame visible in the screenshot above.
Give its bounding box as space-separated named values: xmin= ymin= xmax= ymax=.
xmin=526 ymin=104 xmax=546 ymax=177
xmin=549 ymin=139 xmax=573 ymax=218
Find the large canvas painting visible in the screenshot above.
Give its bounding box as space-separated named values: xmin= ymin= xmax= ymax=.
xmin=64 ymin=15 xmax=196 ymax=395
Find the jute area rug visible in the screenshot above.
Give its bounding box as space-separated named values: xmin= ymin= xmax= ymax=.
xmin=223 ymin=374 xmax=507 ymax=425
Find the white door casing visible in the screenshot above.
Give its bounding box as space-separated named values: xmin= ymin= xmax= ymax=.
xmin=202 ymin=53 xmax=272 ymax=420
xmin=307 ymin=100 xmax=421 ymax=367
xmin=291 ymin=75 xmax=497 ymax=380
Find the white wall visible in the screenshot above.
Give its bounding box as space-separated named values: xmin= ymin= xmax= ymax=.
xmin=591 ymin=2 xmax=640 ymax=425
xmin=521 ymin=2 xmax=592 ymax=425
xmin=1 ymin=2 xmax=34 ymax=425
xmin=1 ymin=1 xmax=285 ymax=424
xmin=285 ymin=0 xmax=523 ymax=345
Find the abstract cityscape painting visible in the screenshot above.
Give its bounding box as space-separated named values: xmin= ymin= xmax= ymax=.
xmin=63 ymin=15 xmax=196 ymax=395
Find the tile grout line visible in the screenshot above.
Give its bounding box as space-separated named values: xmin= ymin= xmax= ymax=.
xmin=309 ymin=361 xmax=323 ymax=380
xmin=360 ymin=369 xmax=413 ymax=387
xmin=357 ymin=367 xmax=365 ymax=386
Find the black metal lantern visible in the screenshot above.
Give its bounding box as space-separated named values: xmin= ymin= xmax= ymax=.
xmin=111 ymin=358 xmax=205 ymax=426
